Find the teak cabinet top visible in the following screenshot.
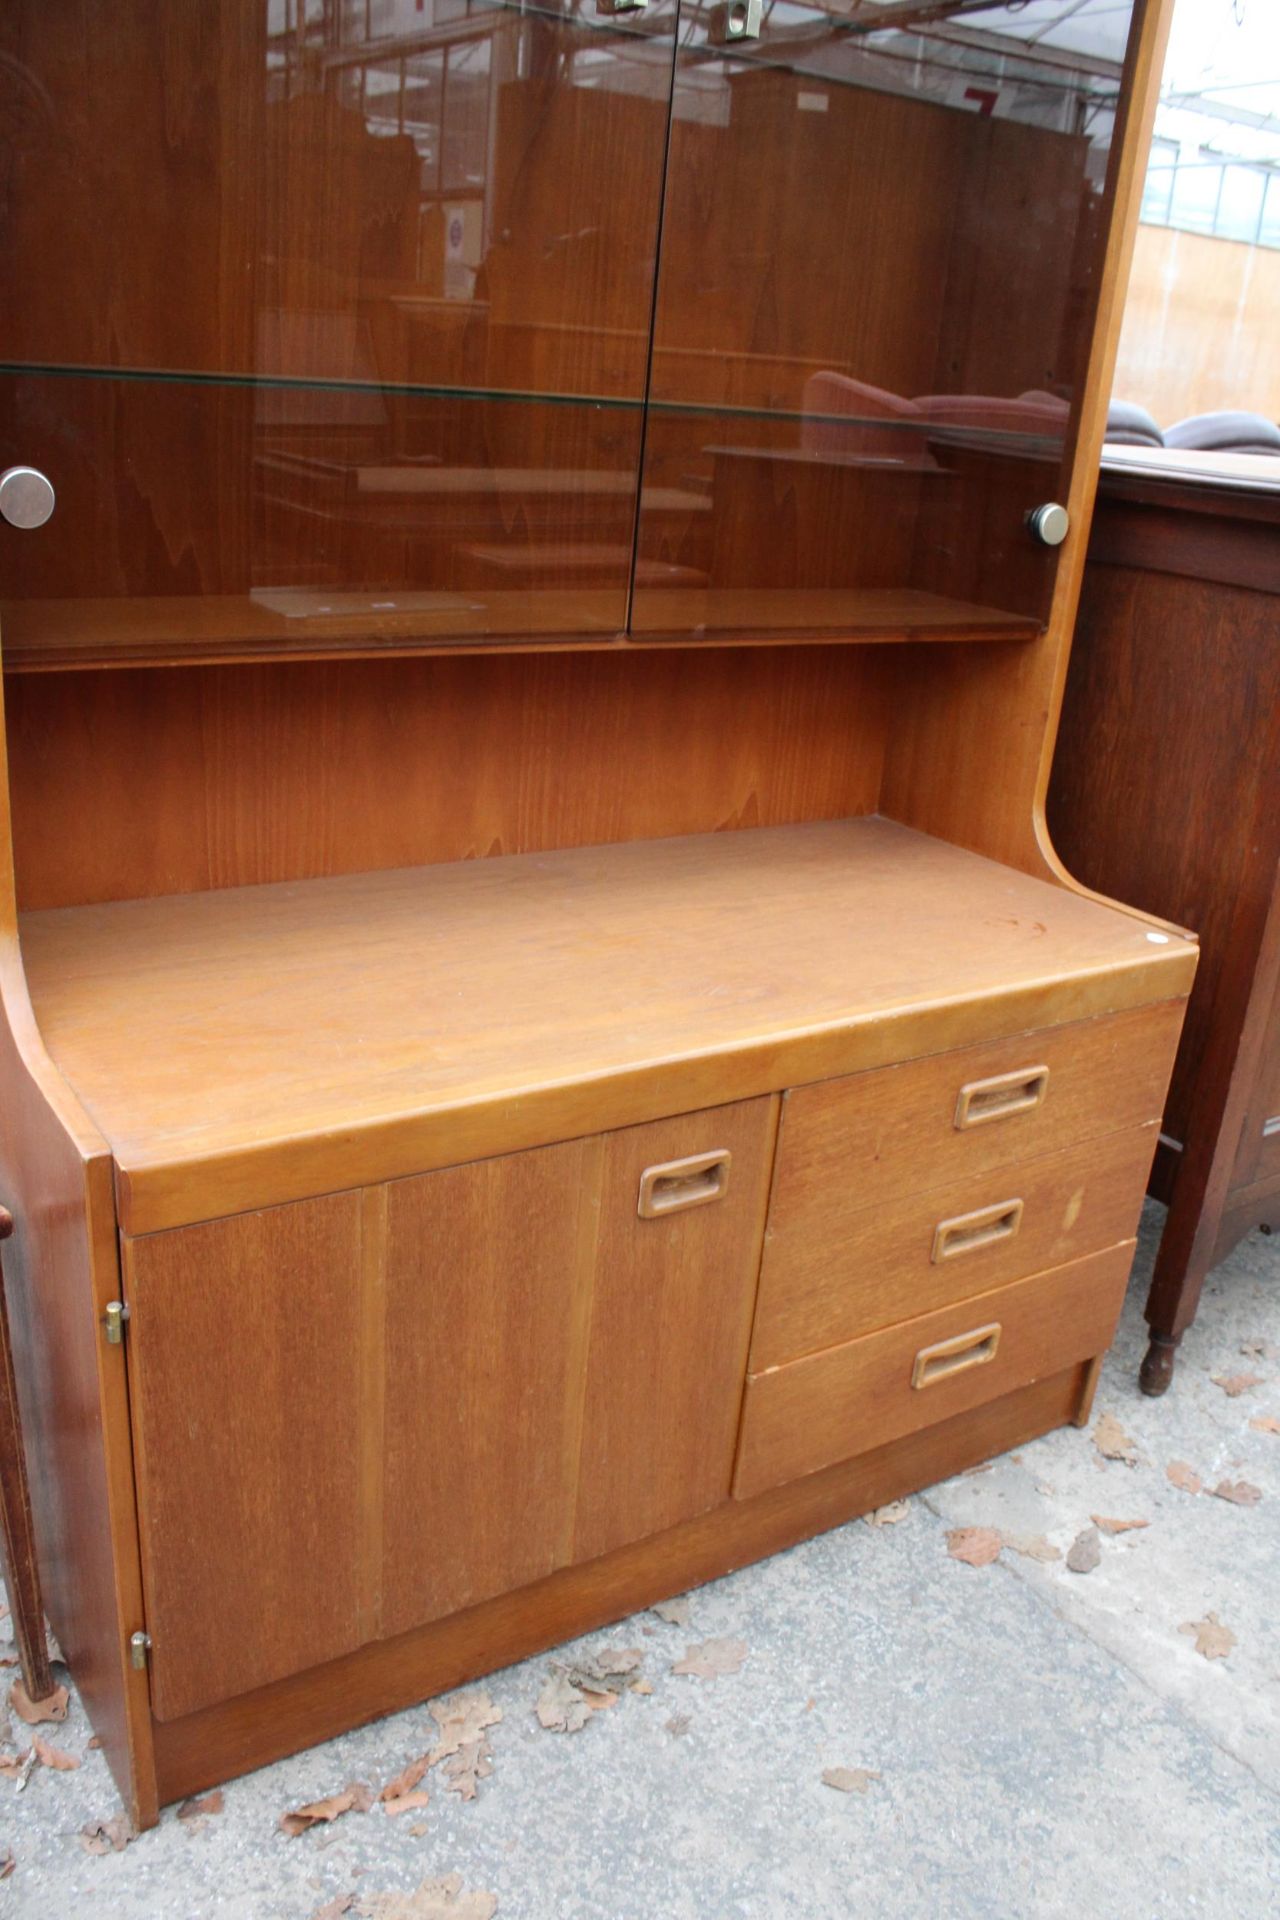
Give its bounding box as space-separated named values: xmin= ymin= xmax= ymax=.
xmin=20 ymin=817 xmax=1195 ymax=1233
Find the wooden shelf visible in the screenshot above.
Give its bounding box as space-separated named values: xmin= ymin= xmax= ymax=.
xmin=21 ymin=817 xmax=1195 ymax=1235
xmin=0 ymin=589 xmax=1038 ymax=672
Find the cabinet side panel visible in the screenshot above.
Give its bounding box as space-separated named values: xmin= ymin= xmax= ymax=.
xmin=124 ymin=1195 xmax=364 ymax=1721
xmin=381 ymin=1139 xmax=601 ymax=1640
xmin=573 ymin=1099 xmax=777 ymax=1562
xmin=0 ymin=961 xmax=155 ymax=1823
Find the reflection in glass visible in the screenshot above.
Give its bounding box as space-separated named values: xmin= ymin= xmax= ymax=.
xmin=0 ymin=0 xmax=677 ymax=657
xmin=633 ymin=0 xmax=1140 ymax=638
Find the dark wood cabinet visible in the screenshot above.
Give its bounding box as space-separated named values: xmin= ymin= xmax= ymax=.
xmin=1048 ymin=449 xmax=1280 ymax=1392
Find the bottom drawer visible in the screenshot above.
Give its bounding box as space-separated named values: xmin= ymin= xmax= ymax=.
xmin=733 ymin=1241 xmax=1133 ymax=1499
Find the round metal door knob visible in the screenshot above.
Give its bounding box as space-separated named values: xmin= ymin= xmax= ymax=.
xmin=1027 ymin=501 xmax=1070 ymax=547
xmin=0 ymin=466 xmax=56 ymax=530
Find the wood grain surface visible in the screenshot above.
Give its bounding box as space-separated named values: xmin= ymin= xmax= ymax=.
xmin=4 ymin=646 xmax=890 ymax=910
xmin=123 ymin=1196 xmax=367 ymax=1720
xmin=751 ymin=1125 xmax=1158 ymax=1369
xmin=149 ymin=1361 xmax=1094 ymax=1807
xmin=735 ymin=1241 xmax=1134 ymax=1498
xmin=20 ymin=817 xmax=1195 ymax=1232
xmin=572 ymin=1101 xmax=777 ymax=1561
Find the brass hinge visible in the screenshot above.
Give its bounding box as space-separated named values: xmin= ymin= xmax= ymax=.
xmin=103 ymin=1300 xmax=131 ymax=1346
xmin=128 ymin=1630 xmax=151 ymax=1671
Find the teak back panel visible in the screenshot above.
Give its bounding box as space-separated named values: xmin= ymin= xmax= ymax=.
xmin=4 ymin=646 xmax=889 ymax=909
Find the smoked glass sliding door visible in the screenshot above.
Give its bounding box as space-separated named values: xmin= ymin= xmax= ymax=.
xmin=0 ymin=0 xmax=676 ymax=666
xmin=630 ymin=0 xmax=1142 ymax=642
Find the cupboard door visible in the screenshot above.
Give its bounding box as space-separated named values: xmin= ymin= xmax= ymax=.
xmin=0 ymin=0 xmax=679 ymax=666
xmin=381 ymin=1139 xmax=599 ymax=1638
xmin=123 ymin=1195 xmax=364 ymax=1721
xmin=573 ymin=1100 xmax=777 ymax=1561
xmin=631 ymin=0 xmax=1140 ymax=644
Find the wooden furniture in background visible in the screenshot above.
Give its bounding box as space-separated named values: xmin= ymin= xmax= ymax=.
xmin=0 ymin=0 xmax=1188 ymax=1827
xmin=1048 ymin=447 xmax=1280 ymax=1391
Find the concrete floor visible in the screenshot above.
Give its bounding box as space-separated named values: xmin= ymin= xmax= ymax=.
xmin=2 ymin=1199 xmax=1278 ymax=1919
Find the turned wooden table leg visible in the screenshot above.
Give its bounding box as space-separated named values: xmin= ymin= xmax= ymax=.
xmin=0 ymin=1207 xmax=55 ymax=1704
xmin=1139 ymin=1328 xmax=1181 ymax=1397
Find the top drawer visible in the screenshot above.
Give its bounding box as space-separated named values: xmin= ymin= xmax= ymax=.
xmin=767 ymin=999 xmax=1183 ymax=1226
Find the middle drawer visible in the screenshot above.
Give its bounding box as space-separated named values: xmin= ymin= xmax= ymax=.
xmin=750 ymin=1122 xmax=1158 ymax=1369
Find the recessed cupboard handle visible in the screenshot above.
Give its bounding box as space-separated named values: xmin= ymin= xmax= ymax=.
xmin=912 ymin=1322 xmax=1002 ymax=1390
xmin=931 ymin=1197 xmax=1023 ymax=1263
xmin=954 ymin=1065 xmax=1049 ymax=1130
xmin=637 ymin=1150 xmax=731 ymax=1219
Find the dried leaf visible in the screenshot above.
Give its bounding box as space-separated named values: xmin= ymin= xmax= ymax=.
xmin=0 ymin=1850 xmax=12 ymax=1881
xmin=571 ymin=1648 xmax=644 ymax=1690
xmin=80 ymin=1815 xmax=134 ymax=1855
xmin=1066 ymin=1527 xmax=1102 ymax=1575
xmin=535 ymin=1671 xmax=592 ymax=1735
xmin=384 ymin=1791 xmax=432 ymax=1818
xmin=427 ymin=1692 xmax=501 ymax=1764
xmin=1002 ymin=1533 xmax=1061 ymax=1563
xmin=671 ymin=1637 xmax=748 ymax=1679
xmin=961 ymin=1463 xmax=994 ymax=1477
xmin=356 ymin=1872 xmax=497 ymax=1919
xmin=1179 ymin=1612 xmax=1236 ymax=1661
xmin=280 ymin=1791 xmax=362 ymax=1838
xmin=11 ymin=1749 xmax=37 ymax=1793
xmin=1212 ymin=1372 xmax=1263 ymax=1399
xmin=946 ymin=1526 xmax=1002 ymax=1568
xmin=1093 ymin=1413 xmax=1138 ymax=1465
xmin=630 ymin=1678 xmax=654 ymax=1696
xmin=1166 ymin=1461 xmax=1203 ymax=1495
xmin=32 ymin=1733 xmax=81 ymax=1772
xmin=177 ymin=1788 xmax=223 ymax=1823
xmin=652 ymin=1597 xmax=692 ymax=1628
xmin=665 ymin=1714 xmax=690 ymax=1737
xmin=9 ymin=1680 xmax=69 ymax=1725
xmin=1249 ymin=1415 xmax=1280 ymax=1435
xmin=821 ymin=1766 xmax=881 ymax=1794
xmin=1091 ymin=1516 xmax=1150 ymax=1535
xmin=310 ymin=1901 xmax=354 ymax=1920
xmin=443 ymin=1745 xmax=493 ymax=1803
xmin=427 ymin=1692 xmax=501 ymax=1800
xmin=535 ymin=1651 xmax=644 ymax=1735
xmin=87 ymin=1735 xmax=104 ymax=1750
xmin=380 ymin=1758 xmax=429 ymax=1805
xmin=0 ymin=1747 xmax=32 ymax=1784
xmin=865 ymin=1500 xmax=910 ymax=1527
xmin=1211 ymin=1479 xmax=1262 ymax=1507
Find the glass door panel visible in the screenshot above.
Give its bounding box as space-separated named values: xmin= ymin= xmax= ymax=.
xmin=0 ymin=0 xmax=677 ymax=667
xmin=630 ymin=0 xmax=1140 ymax=642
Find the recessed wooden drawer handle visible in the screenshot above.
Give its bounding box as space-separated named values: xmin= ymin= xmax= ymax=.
xmin=954 ymin=1065 xmax=1049 ymax=1130
xmin=931 ymin=1197 xmax=1023 ymax=1263
xmin=911 ymin=1322 xmax=1002 ymax=1390
xmin=637 ymin=1150 xmax=731 ymax=1219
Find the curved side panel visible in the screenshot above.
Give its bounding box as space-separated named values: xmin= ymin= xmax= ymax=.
xmin=0 ymin=684 xmax=157 ymax=1827
xmin=879 ymin=0 xmax=1176 ymax=885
